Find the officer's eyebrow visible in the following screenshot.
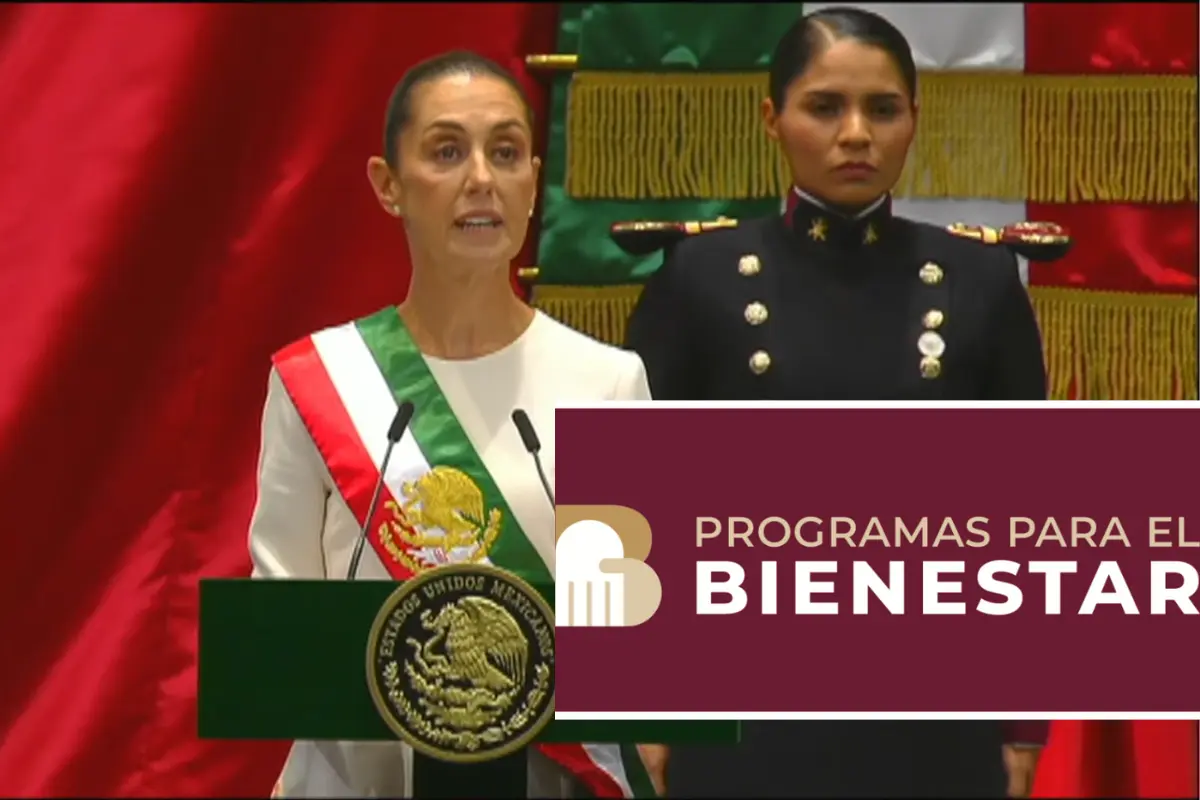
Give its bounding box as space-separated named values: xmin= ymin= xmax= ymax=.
xmin=803 ymin=89 xmax=905 ymax=101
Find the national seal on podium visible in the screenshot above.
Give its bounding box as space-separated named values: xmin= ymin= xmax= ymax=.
xmin=365 ymin=562 xmax=557 ymax=764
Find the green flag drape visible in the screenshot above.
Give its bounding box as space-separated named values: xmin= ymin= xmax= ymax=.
xmin=541 ymin=3 xmax=1197 ymax=212
xmin=533 ymin=3 xmax=797 ymax=344
xmin=566 ymin=2 xmax=802 ymax=203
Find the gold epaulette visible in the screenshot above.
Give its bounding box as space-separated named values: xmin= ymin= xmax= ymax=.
xmin=947 ymin=221 xmax=1073 ymax=263
xmin=610 ymin=217 xmax=739 ymax=256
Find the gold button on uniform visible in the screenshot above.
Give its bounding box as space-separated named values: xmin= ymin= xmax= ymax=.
xmin=744 ymin=302 xmax=768 ymax=326
xmin=738 ymin=255 xmax=761 ymax=276
xmin=920 ymin=356 xmax=942 ymax=379
xmin=919 ymin=262 xmax=944 ymax=285
xmin=749 ymin=350 xmax=771 ymax=374
xmin=923 ymin=309 xmax=944 ymax=329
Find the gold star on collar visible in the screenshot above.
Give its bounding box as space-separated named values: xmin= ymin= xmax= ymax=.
xmin=807 ymin=217 xmax=828 ymax=242
xmin=863 ymin=223 xmax=878 ymax=245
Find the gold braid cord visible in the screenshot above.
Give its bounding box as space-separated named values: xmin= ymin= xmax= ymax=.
xmin=531 ymin=285 xmax=1198 ymax=401
xmin=565 ymin=71 xmax=1197 ymax=203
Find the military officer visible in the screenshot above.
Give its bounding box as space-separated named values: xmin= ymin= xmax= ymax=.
xmin=622 ymin=6 xmax=1066 ymax=798
xmin=622 ymin=191 xmax=1059 ymax=403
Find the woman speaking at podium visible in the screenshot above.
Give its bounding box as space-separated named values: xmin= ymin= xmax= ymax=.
xmin=627 ymin=7 xmax=1048 ymax=800
xmin=246 ymin=51 xmax=651 ymax=797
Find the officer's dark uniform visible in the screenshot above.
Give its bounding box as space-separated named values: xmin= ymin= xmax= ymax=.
xmin=622 ymin=192 xmax=1070 ymax=798
xmin=626 ymin=192 xmax=1058 ymax=403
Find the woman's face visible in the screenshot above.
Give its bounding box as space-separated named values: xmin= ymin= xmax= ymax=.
xmin=372 ymin=72 xmax=539 ymax=274
xmin=763 ymin=37 xmax=915 ymax=209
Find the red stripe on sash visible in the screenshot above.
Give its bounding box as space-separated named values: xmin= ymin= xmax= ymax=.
xmin=542 ymin=744 xmax=628 ymax=797
xmin=272 ymin=335 xmax=415 ymax=580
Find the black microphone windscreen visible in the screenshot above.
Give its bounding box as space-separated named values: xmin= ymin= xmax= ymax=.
xmin=388 ymin=401 xmax=415 ymax=442
xmin=510 ymin=408 xmax=540 ymax=454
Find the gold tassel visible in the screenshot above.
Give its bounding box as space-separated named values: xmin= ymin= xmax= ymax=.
xmin=532 ymin=284 xmax=1197 ymax=401
xmin=530 ymin=284 xmax=644 ymax=347
xmin=1030 ymin=286 xmax=1197 ymax=400
xmin=566 ymin=72 xmax=1197 ymax=203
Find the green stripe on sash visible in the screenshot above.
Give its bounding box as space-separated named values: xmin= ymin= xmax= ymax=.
xmin=354 ymin=307 xmax=552 ymax=586
xmin=621 ymin=743 xmax=660 ymax=798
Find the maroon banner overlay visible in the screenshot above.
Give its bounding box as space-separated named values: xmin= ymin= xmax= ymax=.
xmin=553 ymin=406 xmax=1200 ymax=715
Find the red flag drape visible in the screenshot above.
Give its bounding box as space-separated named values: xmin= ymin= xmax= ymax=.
xmin=0 ymin=3 xmax=557 ymax=796
xmin=1026 ymin=1 xmax=1198 ymax=297
xmin=1034 ymin=720 xmax=1198 ymax=799
xmin=1025 ymin=3 xmax=1198 ymax=798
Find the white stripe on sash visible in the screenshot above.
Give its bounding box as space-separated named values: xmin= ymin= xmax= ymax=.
xmin=582 ymin=743 xmax=633 ymax=797
xmin=312 ymin=323 xmax=431 ymax=504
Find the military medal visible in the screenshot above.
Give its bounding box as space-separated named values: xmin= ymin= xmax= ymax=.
xmin=918 ymin=331 xmax=946 ymax=359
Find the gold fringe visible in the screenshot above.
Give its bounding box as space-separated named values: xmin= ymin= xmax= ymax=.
xmin=532 ymin=284 xmax=1198 ymax=400
xmin=530 ymin=284 xmax=644 ymax=347
xmin=1029 ymin=286 xmax=1197 ymax=400
xmin=567 ymin=73 xmax=786 ymax=201
xmin=566 ymin=72 xmax=1198 ymax=203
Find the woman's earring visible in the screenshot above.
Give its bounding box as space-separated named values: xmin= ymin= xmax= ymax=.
xmin=391 ymin=204 xmax=401 ymax=216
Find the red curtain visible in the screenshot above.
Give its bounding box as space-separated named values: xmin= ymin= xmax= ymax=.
xmin=1025 ymin=2 xmax=1198 ymax=298
xmin=1024 ymin=3 xmax=1199 ymax=798
xmin=0 ymin=3 xmax=557 ymax=796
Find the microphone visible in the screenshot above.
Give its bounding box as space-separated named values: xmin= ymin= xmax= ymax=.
xmin=511 ymin=408 xmax=555 ymax=506
xmin=345 ymin=400 xmax=415 ymax=581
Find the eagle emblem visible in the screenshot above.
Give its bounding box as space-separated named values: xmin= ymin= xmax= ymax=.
xmin=377 ymin=466 xmax=503 ymax=574
xmin=366 ymin=563 xmax=555 ymax=762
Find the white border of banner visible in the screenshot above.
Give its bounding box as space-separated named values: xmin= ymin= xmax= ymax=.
xmin=555 ymin=712 xmax=1200 ymax=720
xmin=554 ymin=398 xmax=1200 ymax=721
xmin=556 ymin=400 xmax=1200 ymax=411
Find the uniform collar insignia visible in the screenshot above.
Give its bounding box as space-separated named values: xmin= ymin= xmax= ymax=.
xmin=784 ymin=187 xmax=893 ymax=250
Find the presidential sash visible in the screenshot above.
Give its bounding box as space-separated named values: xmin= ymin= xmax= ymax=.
xmin=271 ymin=306 xmax=653 ymax=798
